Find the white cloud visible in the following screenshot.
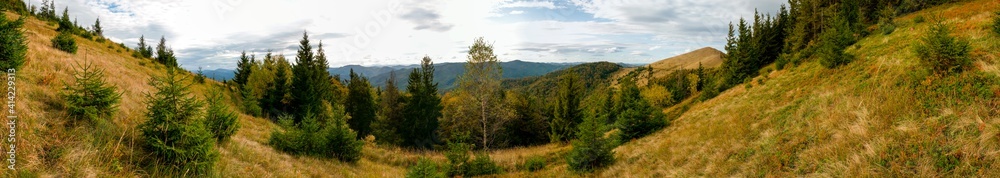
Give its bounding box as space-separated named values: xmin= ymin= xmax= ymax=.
xmin=499 ymin=1 xmax=559 ymax=9
xmin=649 ymin=45 xmax=661 ymax=50
xmin=509 ymin=10 xmax=524 ymax=15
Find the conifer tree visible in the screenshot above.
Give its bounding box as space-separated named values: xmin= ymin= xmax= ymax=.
xmin=0 ymin=12 xmax=27 ymax=69
xmin=566 ymin=111 xmax=613 ymax=173
xmin=60 ymin=63 xmax=122 ymax=122
xmin=136 ymin=35 xmax=153 ymax=58
xmin=155 ymin=36 xmax=178 ymax=67
xmin=233 ymin=51 xmax=253 ymax=89
xmin=93 ymin=17 xmax=102 ymax=36
xmin=374 ymin=71 xmax=404 ymax=145
xmin=262 ymin=52 xmax=292 ymax=116
xmin=614 ymin=79 xmax=666 ymax=141
xmin=549 ymin=72 xmax=582 ymax=143
xmin=204 ymin=89 xmax=239 ymax=142
xmin=139 ymin=69 xmax=218 ymax=174
xmin=346 ymin=69 xmax=376 ymax=138
xmin=57 ymin=7 xmax=72 ymax=32
xmin=402 ymin=56 xmax=442 ymax=149
xmin=51 ymin=30 xmax=76 ymax=53
xmin=290 ymin=32 xmax=334 ymax=122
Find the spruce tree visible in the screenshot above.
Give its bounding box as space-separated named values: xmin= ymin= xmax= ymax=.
xmin=550 ymin=72 xmax=582 ymax=143
xmin=139 ymin=69 xmax=218 ymax=174
xmin=155 ymin=36 xmax=178 ymax=67
xmin=204 ymin=89 xmax=239 ymax=142
xmin=290 ymin=32 xmax=334 ymax=122
xmin=57 ymin=7 xmax=72 ymax=32
xmin=233 ymin=51 xmax=253 ymax=89
xmin=60 ymin=63 xmax=122 ymax=122
xmin=136 ymin=35 xmax=153 ymax=58
xmin=93 ymin=17 xmax=102 ymax=36
xmin=566 ymin=111 xmax=613 ymax=173
xmin=51 ymin=30 xmax=77 ymax=53
xmin=374 ymin=71 xmax=404 ymax=145
xmin=262 ymin=52 xmax=291 ymax=117
xmin=614 ymin=79 xmax=666 ymax=141
xmin=0 ymin=12 xmax=27 ymax=69
xmin=402 ymin=56 xmax=442 ymax=149
xmin=346 ymin=69 xmax=376 ymax=139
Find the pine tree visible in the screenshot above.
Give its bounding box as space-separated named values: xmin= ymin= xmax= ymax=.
xmin=60 ymin=63 xmax=121 ymax=122
xmin=203 ymin=89 xmax=239 ymax=142
xmin=374 ymin=71 xmax=404 ymax=145
xmin=818 ymin=13 xmax=855 ymax=68
xmin=402 ymin=56 xmax=443 ymax=149
xmin=346 ymin=69 xmax=376 ymax=139
xmin=549 ymin=72 xmax=582 ymax=143
xmin=456 ymin=37 xmax=509 ymax=150
xmin=614 ymin=80 xmax=666 ymax=141
xmin=155 ymin=36 xmax=178 ymax=67
xmin=233 ymin=51 xmax=253 ymax=89
xmin=566 ymin=111 xmax=613 ymax=173
xmin=136 ymin=35 xmax=153 ymax=58
xmin=92 ymin=17 xmax=102 ymax=36
xmin=696 ymin=62 xmax=705 ymax=91
xmin=57 ymin=7 xmax=72 ymax=32
xmin=139 ymin=69 xmax=218 ymax=174
xmin=290 ymin=32 xmax=334 ymax=123
xmin=0 ymin=12 xmax=27 ymax=69
xmin=262 ymin=52 xmax=292 ymax=117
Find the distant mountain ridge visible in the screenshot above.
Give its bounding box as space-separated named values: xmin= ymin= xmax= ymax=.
xmin=200 ymin=60 xmax=576 ymax=90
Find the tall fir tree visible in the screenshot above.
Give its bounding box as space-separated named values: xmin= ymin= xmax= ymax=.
xmin=346 ymin=69 xmax=376 ymax=139
xmin=262 ymin=52 xmax=292 ymax=117
xmin=374 ymin=71 xmax=404 ymax=145
xmin=57 ymin=7 xmax=72 ymax=32
xmin=402 ymin=56 xmax=442 ymax=149
xmin=549 ymin=72 xmax=582 ymax=143
xmin=614 ymin=80 xmax=666 ymax=141
xmin=136 ymin=35 xmax=153 ymax=58
xmin=290 ymin=32 xmax=334 ymax=123
xmin=93 ymin=17 xmax=102 ymax=36
xmin=155 ymin=36 xmax=178 ymax=67
xmin=0 ymin=12 xmax=27 ymax=69
xmin=233 ymin=51 xmax=253 ymax=89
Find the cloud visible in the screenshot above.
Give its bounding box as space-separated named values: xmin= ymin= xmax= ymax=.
xmin=649 ymin=45 xmax=662 ymax=50
xmin=630 ymin=50 xmax=649 ymax=56
xmin=509 ymin=10 xmax=524 ymax=15
xmin=499 ymin=1 xmax=560 ymax=9
xmin=400 ymin=8 xmax=454 ymax=32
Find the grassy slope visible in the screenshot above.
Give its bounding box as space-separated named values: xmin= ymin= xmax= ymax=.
xmin=9 ymin=0 xmax=1000 ymax=176
xmin=605 ymin=0 xmax=1000 ymax=177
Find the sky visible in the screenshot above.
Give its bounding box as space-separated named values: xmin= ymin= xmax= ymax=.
xmin=28 ymin=0 xmax=786 ymax=70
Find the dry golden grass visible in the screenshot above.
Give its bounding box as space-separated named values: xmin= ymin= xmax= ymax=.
xmin=7 ymin=0 xmax=1000 ymax=176
xmin=613 ymin=47 xmax=724 ymax=87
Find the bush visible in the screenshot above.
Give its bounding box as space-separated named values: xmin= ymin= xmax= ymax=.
xmin=915 ymin=21 xmax=971 ymax=75
xmin=818 ymin=15 xmax=856 ymax=68
xmin=878 ymin=21 xmax=896 ymax=35
xmin=0 ymin=12 xmax=27 ymax=69
xmin=614 ymin=80 xmax=667 ymax=141
xmin=522 ymin=156 xmax=545 ymax=172
xmin=60 ymin=63 xmax=121 ymax=123
xmin=139 ymin=69 xmax=218 ymax=175
xmin=443 ymin=141 xmax=501 ymax=177
xmin=406 ymin=158 xmax=445 ymax=178
xmin=203 ymin=89 xmax=239 ymax=142
xmin=268 ymin=106 xmax=363 ymax=162
xmin=51 ymin=30 xmax=77 ymax=53
xmin=567 ymin=113 xmax=614 ymax=173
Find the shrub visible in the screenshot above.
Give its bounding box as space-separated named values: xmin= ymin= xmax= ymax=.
xmin=818 ymin=15 xmax=856 ymax=68
xmin=567 ymin=113 xmax=614 ymax=173
xmin=0 ymin=12 xmax=27 ymax=69
xmin=139 ymin=69 xmax=217 ymax=175
xmin=406 ymin=158 xmax=445 ymax=178
xmin=465 ymin=153 xmax=502 ymax=176
xmin=614 ymin=80 xmax=667 ymax=141
xmin=203 ymin=89 xmax=239 ymax=142
xmin=915 ymin=21 xmax=971 ymax=75
xmin=51 ymin=30 xmax=77 ymax=53
xmin=878 ymin=21 xmax=896 ymax=35
xmin=522 ymin=156 xmax=545 ymax=172
xmin=60 ymin=63 xmax=121 ymax=123
xmin=442 ymin=141 xmax=501 ymax=176
xmin=268 ymin=106 xmax=363 ymax=162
